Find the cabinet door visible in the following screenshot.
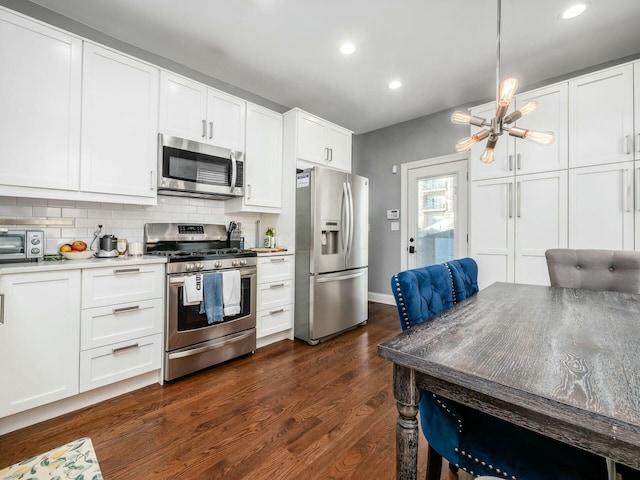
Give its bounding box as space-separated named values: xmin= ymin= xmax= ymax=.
xmin=514 ymin=83 xmax=568 ymax=175
xmin=569 ymin=162 xmax=634 ymax=250
xmin=244 ymin=104 xmax=283 ymax=208
xmin=468 ymin=102 xmax=513 ymax=181
xmin=81 ymin=44 xmax=159 ymax=198
xmin=206 ymin=89 xmax=246 ymax=151
xmin=514 ymin=171 xmax=568 ymax=285
xmin=0 ymin=270 xmax=80 ymax=417
xmin=297 ymin=111 xmax=328 ymax=164
xmin=469 ymin=177 xmax=515 ymax=289
xmin=327 ymin=124 xmax=352 ymax=172
xmin=569 ymin=65 xmax=634 ymax=168
xmin=159 ymin=71 xmax=208 ymax=142
xmin=0 ymin=10 xmax=81 ymax=190
xmin=636 ymin=161 xmax=640 ymax=251
xmin=635 ymin=62 xmax=640 ymax=161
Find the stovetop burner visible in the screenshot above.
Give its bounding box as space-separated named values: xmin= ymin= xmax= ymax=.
xmin=146 ymin=248 xmax=256 ymax=262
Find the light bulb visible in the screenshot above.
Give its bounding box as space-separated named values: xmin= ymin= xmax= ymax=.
xmin=525 ymin=130 xmax=555 ymax=145
xmin=480 ymin=147 xmax=495 ymax=163
xmin=451 ymin=111 xmax=472 ymax=124
xmin=455 ymin=136 xmax=476 ymax=153
xmin=518 ymin=101 xmax=538 ymax=117
xmin=498 ymin=77 xmax=519 ymax=106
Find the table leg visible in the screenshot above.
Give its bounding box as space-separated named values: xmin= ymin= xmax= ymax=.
xmin=394 ymin=364 xmax=420 ymax=480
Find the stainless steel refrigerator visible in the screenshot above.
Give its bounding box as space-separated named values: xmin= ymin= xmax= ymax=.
xmin=295 ymin=167 xmax=369 ymax=345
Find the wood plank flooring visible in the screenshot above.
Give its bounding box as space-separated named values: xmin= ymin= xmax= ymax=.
xmin=0 ymin=302 xmax=467 ymax=480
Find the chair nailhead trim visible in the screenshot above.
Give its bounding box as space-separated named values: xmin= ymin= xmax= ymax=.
xmin=393 ymin=275 xmax=412 ymax=330
xmin=444 ymin=263 xmax=457 ymax=304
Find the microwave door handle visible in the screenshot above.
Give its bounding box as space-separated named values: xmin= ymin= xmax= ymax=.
xmin=230 ymin=152 xmax=237 ymax=193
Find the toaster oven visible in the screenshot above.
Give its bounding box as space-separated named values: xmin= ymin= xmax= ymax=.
xmin=0 ymin=229 xmax=44 ymax=262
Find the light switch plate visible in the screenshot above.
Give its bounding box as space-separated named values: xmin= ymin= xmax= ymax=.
xmin=391 ymin=222 xmax=399 ymax=231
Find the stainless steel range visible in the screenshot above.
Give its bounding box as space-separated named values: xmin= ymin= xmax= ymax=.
xmin=144 ymin=223 xmax=257 ymax=381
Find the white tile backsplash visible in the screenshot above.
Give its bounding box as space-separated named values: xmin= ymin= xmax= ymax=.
xmin=2 ymin=196 xmax=263 ymax=253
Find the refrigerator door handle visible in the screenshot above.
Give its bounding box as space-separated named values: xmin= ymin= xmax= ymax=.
xmin=346 ymin=181 xmax=355 ymax=258
xmin=316 ymin=270 xmax=367 ymax=283
xmin=341 ymin=181 xmax=349 ymax=258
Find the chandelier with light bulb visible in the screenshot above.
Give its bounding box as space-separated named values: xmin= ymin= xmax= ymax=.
xmin=451 ymin=0 xmax=555 ymax=163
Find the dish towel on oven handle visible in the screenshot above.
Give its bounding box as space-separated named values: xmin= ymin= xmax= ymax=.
xmin=199 ymin=272 xmax=224 ymax=323
xmin=183 ymin=274 xmax=203 ymax=306
xmin=222 ymin=270 xmax=241 ymax=316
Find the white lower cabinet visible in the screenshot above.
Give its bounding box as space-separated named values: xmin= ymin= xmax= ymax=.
xmin=470 ymin=170 xmax=567 ymax=289
xmin=79 ymin=264 xmax=164 ymax=392
xmin=0 ymin=270 xmax=81 ymax=417
xmin=256 ymin=254 xmax=294 ymax=339
xmin=569 ymin=162 xmax=635 ymax=250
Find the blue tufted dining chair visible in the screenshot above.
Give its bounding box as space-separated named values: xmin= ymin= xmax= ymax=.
xmin=391 ymin=258 xmax=608 ymax=480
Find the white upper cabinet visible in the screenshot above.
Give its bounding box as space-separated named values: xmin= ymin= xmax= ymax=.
xmin=569 ymin=64 xmax=634 ymax=168
xmin=291 ymin=109 xmax=352 ymax=172
xmin=469 ymin=83 xmax=567 ymax=181
xmin=0 ymin=9 xmax=81 ymax=191
xmin=513 ymin=83 xmax=568 ymax=175
xmin=226 ymin=103 xmax=283 ymax=213
xmin=81 ymin=43 xmax=159 ymax=199
xmin=160 ymin=71 xmax=246 ymax=152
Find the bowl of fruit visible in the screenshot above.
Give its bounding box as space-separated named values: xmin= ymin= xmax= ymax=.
xmin=60 ymin=241 xmax=94 ymax=260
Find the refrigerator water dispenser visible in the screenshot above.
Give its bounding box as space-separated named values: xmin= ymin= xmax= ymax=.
xmin=321 ymin=220 xmax=339 ymax=255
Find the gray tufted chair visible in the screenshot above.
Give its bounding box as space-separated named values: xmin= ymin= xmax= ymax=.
xmin=545 ymin=249 xmax=640 ymax=293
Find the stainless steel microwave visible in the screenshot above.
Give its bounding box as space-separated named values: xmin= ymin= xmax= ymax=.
xmin=158 ymin=134 xmax=244 ymax=200
xmin=0 ymin=229 xmax=44 ymax=261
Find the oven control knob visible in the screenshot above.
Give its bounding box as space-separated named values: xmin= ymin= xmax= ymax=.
xmin=232 ymin=260 xmax=239 ymax=267
xmin=240 ymin=259 xmax=247 ymax=266
xmin=214 ymin=261 xmax=222 ymax=268
xmin=197 ymin=262 xmax=204 ymax=270
xmin=185 ymin=263 xmax=193 ymax=271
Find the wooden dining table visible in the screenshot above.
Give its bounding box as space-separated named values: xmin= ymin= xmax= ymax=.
xmin=378 ymin=282 xmax=640 ymax=480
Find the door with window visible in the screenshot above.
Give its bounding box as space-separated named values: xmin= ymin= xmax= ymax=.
xmin=403 ymin=155 xmax=468 ymax=270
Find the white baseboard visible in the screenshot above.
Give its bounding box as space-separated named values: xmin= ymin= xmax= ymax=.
xmin=368 ymin=292 xmax=395 ymax=305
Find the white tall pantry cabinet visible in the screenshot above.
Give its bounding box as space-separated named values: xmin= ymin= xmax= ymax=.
xmin=469 ymin=83 xmax=568 ymax=288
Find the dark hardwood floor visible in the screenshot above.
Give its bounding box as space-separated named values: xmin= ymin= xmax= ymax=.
xmin=0 ymin=302 xmax=465 ymax=480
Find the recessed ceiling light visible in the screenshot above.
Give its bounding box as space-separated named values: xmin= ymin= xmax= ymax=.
xmin=388 ymin=80 xmax=402 ymax=90
xmin=340 ymin=42 xmax=356 ymax=55
xmin=561 ymin=3 xmax=588 ymax=19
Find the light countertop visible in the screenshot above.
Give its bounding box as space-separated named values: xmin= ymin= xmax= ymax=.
xmin=0 ymin=255 xmax=166 ymax=274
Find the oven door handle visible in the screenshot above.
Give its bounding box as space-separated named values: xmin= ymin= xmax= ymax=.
xmin=168 ymin=330 xmax=254 ymax=360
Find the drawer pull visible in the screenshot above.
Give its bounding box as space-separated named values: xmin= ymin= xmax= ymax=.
xmin=113 ymin=268 xmax=140 ymax=274
xmin=113 ymin=305 xmax=140 ymax=314
xmin=269 ymin=308 xmax=285 ymax=315
xmin=112 ymin=343 xmax=139 ymax=353
xmin=0 ymin=293 xmax=4 ymax=325
xmin=269 ymin=283 xmax=285 ymax=289
xmin=270 ymin=258 xmax=286 ymax=262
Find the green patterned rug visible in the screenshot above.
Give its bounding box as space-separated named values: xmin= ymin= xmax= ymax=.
xmin=0 ymin=437 xmax=103 ymax=480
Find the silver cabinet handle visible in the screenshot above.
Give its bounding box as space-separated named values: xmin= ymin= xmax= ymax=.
xmin=209 ymin=121 xmax=213 ymax=139
xmin=0 ymin=293 xmax=4 ymax=325
xmin=624 ymin=168 xmax=632 ymax=212
xmin=508 ymin=182 xmax=513 ymax=218
xmin=113 ymin=305 xmax=140 ymax=314
xmin=508 ymin=155 xmax=513 ymax=171
xmin=516 ymin=181 xmax=522 ymax=218
xmin=269 ymin=283 xmax=285 ymax=289
xmin=202 ymin=119 xmax=207 ymax=138
xmin=150 ymin=170 xmax=155 ymax=190
xmin=637 ymin=134 xmax=640 ymax=153
xmin=625 ymin=135 xmax=632 ymax=155
xmin=329 ymin=148 xmax=333 ymax=162
xmin=270 ymin=257 xmax=286 ymax=262
xmin=112 ymin=343 xmax=139 ymax=353
xmin=636 ymin=167 xmax=640 ymax=212
xmin=269 ymin=308 xmax=285 ymax=315
xmin=247 ymin=184 xmax=251 ymax=199
xmin=517 ymin=153 xmax=522 ymax=170
xmin=113 ymin=268 xmax=140 ymax=274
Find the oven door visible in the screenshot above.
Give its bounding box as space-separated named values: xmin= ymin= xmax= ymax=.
xmin=0 ymin=230 xmax=26 ymax=261
xmin=166 ymin=266 xmax=256 ymax=352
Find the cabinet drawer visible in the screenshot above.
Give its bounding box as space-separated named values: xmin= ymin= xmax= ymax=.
xmin=257 ymin=280 xmax=293 ymax=311
xmin=257 ymin=304 xmax=292 ymax=338
xmin=257 ymin=255 xmax=294 ymax=283
xmin=82 ymin=264 xmax=163 ymax=308
xmin=79 ymin=334 xmax=161 ymax=392
xmin=81 ymin=298 xmax=163 ymax=350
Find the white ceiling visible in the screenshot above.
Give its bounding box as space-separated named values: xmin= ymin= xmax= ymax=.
xmin=27 ymin=0 xmax=640 ymax=134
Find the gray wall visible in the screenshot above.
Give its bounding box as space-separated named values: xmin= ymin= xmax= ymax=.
xmin=352 ymin=104 xmax=475 ymax=298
